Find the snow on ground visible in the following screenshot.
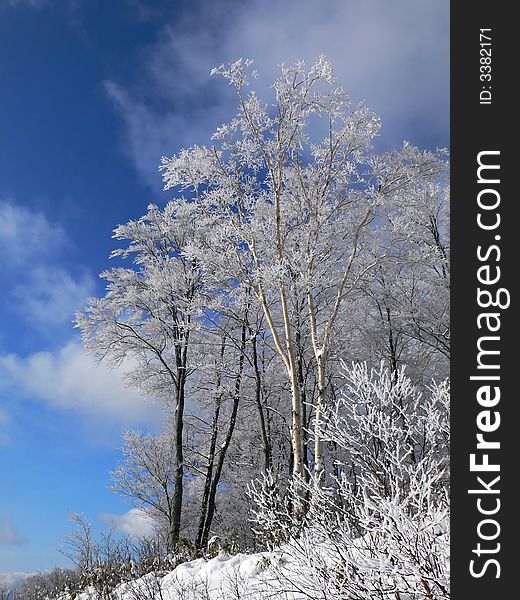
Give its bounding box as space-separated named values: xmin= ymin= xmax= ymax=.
xmin=73 ymin=550 xmax=304 ymax=600
xmin=65 ymin=543 xmax=428 ymax=600
xmin=106 ymin=548 xmax=420 ymax=600
xmin=72 ymin=534 xmax=440 ymax=600
xmin=159 ymin=552 xmax=282 ymax=599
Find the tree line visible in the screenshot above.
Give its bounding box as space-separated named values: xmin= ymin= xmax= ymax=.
xmin=5 ymin=57 xmax=452 ymax=600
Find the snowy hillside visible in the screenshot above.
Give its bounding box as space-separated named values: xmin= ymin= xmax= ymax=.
xmin=113 ymin=552 xmax=280 ymax=600
xmin=72 ymin=540 xmax=439 ymax=600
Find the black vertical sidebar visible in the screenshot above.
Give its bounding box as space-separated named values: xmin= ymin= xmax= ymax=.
xmin=451 ymin=3 xmax=516 ymax=598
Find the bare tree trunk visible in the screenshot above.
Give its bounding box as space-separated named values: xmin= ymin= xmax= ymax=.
xmin=198 ymin=323 xmax=246 ymax=550
xmin=288 ymin=354 xmax=305 ymax=481
xmin=170 ymin=312 xmax=191 ymax=549
xmin=171 ymin=363 xmax=185 ymax=549
xmin=307 ymin=288 xmax=327 ymax=485
xmin=250 ymin=330 xmax=272 ymax=472
xmin=254 ymin=282 xmax=306 ymax=504
xmin=278 ymin=284 xmax=306 ymax=485
xmin=287 ymin=356 xmax=308 ymax=517
xmin=420 ymin=578 xmax=435 ymax=600
xmin=196 ymin=337 xmax=226 ymax=553
xmin=294 ymin=311 xmax=309 ymax=478
xmin=313 ymin=353 xmax=326 ymax=482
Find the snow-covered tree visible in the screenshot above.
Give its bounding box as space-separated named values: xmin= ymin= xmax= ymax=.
xmin=74 ymin=59 xmax=450 ymax=587
xmin=76 ymin=200 xmax=208 ymax=546
xmin=111 ymin=430 xmax=177 ymax=550
xmin=160 ymin=57 xmax=447 ymax=487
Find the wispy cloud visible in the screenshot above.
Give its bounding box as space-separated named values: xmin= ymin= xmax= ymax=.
xmin=0 ymin=200 xmax=95 ymax=332
xmin=0 ymin=200 xmax=66 ymax=266
xmin=13 ymin=266 xmax=95 ymax=332
xmin=105 ymin=0 xmax=448 ymax=189
xmin=0 ymin=340 xmax=163 ymax=426
xmin=98 ymin=508 xmax=155 ymax=538
xmin=0 ymin=408 xmax=11 ymax=447
xmin=0 ymin=202 xmax=162 ymax=431
xmin=0 ymin=519 xmax=27 ymax=547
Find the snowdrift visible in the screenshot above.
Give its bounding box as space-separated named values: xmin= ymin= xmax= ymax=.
xmin=71 ymin=543 xmax=426 ymax=600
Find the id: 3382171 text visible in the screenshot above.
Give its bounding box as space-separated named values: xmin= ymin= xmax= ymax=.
xmin=480 ymin=28 xmax=492 ymax=105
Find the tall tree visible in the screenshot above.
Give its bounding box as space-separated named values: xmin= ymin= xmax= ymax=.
xmin=76 ymin=200 xmax=206 ymax=547
xmin=159 ymin=57 xmax=447 ymax=486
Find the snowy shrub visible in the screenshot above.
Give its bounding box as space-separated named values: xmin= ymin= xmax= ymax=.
xmin=15 ymin=569 xmax=82 ymax=600
xmin=247 ymin=472 xmax=307 ymax=549
xmin=249 ymin=363 xmax=450 ymax=600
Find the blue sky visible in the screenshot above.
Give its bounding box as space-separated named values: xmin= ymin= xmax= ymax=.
xmin=0 ymin=0 xmax=449 ymax=574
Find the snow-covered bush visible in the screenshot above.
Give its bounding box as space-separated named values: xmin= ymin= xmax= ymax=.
xmin=14 ymin=569 xmax=82 ymax=600
xmin=249 ymin=363 xmax=450 ymax=599
xmin=247 ymin=472 xmax=307 ymax=549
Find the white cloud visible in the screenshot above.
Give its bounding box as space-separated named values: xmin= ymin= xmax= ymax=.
xmin=98 ymin=508 xmax=155 ymax=538
xmin=106 ymin=0 xmax=448 ymax=188
xmin=0 ymin=200 xmax=95 ymax=331
xmin=0 ymin=519 xmax=27 ymax=547
xmin=0 ymin=200 xmax=66 ymax=266
xmin=104 ymin=78 xmax=231 ymax=191
xmin=0 ymin=202 xmax=160 ymax=430
xmin=13 ymin=266 xmax=95 ymax=332
xmin=0 ymin=340 xmax=163 ymax=426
